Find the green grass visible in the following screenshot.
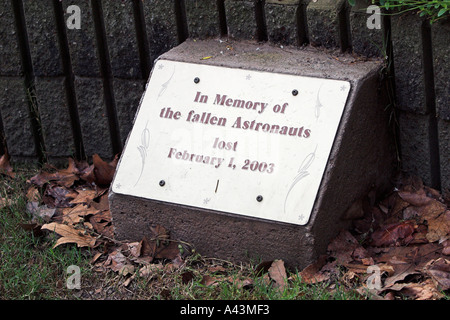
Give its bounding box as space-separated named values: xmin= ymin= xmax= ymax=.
xmin=0 ymin=166 xmax=363 ymax=300
xmin=0 ymin=168 xmax=93 ymax=299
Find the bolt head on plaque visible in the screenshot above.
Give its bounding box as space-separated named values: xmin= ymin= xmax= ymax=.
xmin=194 ymin=77 xmax=200 ymax=84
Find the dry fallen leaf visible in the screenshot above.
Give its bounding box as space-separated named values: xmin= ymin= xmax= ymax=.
xmin=26 ymin=201 xmax=56 ymax=222
xmin=42 ymin=222 xmax=96 ymax=248
xmin=26 ymin=186 xmax=41 ymax=202
xmin=424 ymin=258 xmax=450 ymax=291
xmin=268 ymin=259 xmax=287 ymax=292
xmin=92 ymin=154 xmax=117 ymax=186
xmin=295 ymin=255 xmax=330 ymax=284
xmin=398 ymin=189 xmax=433 ymax=207
xmin=69 ymin=189 xmax=98 ymax=205
xmin=29 ymin=158 xmax=79 ymax=187
xmin=0 ymin=152 xmax=15 ymax=178
xmin=62 ymin=204 xmax=99 ymax=225
xmin=370 ymin=220 xmax=416 ymax=247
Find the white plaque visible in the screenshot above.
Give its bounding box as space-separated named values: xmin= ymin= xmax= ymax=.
xmin=112 ymin=60 xmax=350 ymax=225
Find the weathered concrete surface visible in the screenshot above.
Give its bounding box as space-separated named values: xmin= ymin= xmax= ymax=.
xmin=110 ymin=39 xmax=395 ymax=269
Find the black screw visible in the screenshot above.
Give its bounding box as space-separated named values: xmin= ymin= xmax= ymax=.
xmin=292 ymin=89 xmax=298 ymax=96
xmin=159 ymin=180 xmax=165 ymax=187
xmin=256 ymin=195 xmax=263 ymax=202
xmin=194 ymin=77 xmax=200 ymax=84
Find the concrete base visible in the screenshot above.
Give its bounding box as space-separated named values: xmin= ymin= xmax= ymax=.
xmin=109 ymin=39 xmax=396 ymax=269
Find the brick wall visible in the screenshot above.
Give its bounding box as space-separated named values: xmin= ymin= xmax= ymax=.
xmin=0 ymin=0 xmax=448 ymax=191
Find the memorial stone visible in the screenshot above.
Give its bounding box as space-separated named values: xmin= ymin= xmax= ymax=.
xmin=109 ymin=39 xmax=394 ymax=268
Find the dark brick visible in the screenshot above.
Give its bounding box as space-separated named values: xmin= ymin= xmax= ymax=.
xmin=142 ymin=0 xmax=179 ymax=66
xmin=0 ymin=0 xmax=23 ymax=76
xmin=113 ymin=79 xmax=145 ymax=146
xmin=398 ymin=111 xmax=433 ymax=186
xmin=438 ymin=119 xmax=449 ymax=191
xmin=349 ymin=0 xmax=384 ymax=58
xmin=102 ymin=0 xmax=142 ymax=79
xmin=0 ymin=77 xmax=37 ymax=159
xmin=265 ymin=0 xmax=301 ymax=46
xmin=306 ymin=0 xmax=347 ymax=49
xmin=22 ymin=0 xmax=64 ymax=77
xmin=74 ymin=77 xmax=112 ymax=159
xmin=63 ymin=0 xmax=102 ymax=77
xmin=110 ymin=39 xmax=394 ymax=268
xmin=224 ymin=0 xmax=258 ymax=40
xmin=185 ymin=0 xmax=221 ymax=39
xmin=391 ymin=13 xmax=427 ymax=114
xmin=34 ymin=77 xmax=75 ymax=159
xmin=431 ymin=20 xmax=450 ymax=120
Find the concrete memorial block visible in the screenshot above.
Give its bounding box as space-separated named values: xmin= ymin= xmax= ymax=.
xmin=109 ymin=39 xmax=394 ymax=268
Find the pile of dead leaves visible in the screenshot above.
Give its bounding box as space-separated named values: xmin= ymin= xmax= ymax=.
xmin=296 ymin=174 xmax=450 ymax=300
xmin=24 ymin=154 xmax=118 ymax=243
xmin=20 ymin=154 xmax=188 ymax=286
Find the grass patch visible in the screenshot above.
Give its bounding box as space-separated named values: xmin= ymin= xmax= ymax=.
xmin=0 ymin=167 xmax=93 ymax=299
